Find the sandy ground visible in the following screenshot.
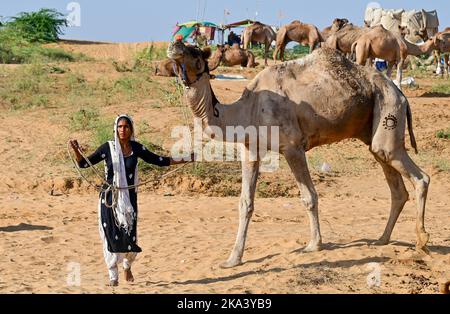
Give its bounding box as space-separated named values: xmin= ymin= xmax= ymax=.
xmin=0 ymin=41 xmax=449 ymax=294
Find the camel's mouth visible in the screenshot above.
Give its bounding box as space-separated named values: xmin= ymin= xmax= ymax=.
xmin=167 ymin=41 xmax=185 ymax=61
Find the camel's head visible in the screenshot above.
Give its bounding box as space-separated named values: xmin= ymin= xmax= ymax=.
xmin=167 ymin=41 xmax=212 ymax=87
xmin=417 ymin=27 xmax=429 ymax=41
xmin=398 ymin=25 xmax=409 ymax=38
xmin=432 ymin=33 xmax=449 ymax=51
xmin=331 ymin=18 xmax=349 ymax=31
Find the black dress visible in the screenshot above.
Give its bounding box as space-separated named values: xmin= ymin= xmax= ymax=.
xmin=78 ymin=141 xmax=171 ymax=253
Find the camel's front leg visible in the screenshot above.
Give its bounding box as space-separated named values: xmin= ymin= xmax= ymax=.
xmin=284 ymin=147 xmax=322 ymax=252
xmin=220 ymin=159 xmax=260 ymax=268
xmin=445 ymin=55 xmax=449 ymax=78
xmin=264 ymin=44 xmax=269 ymax=66
xmin=395 ymin=60 xmax=403 ymax=90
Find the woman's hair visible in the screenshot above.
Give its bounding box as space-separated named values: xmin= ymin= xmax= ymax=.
xmin=117 ymin=116 xmax=133 ymax=135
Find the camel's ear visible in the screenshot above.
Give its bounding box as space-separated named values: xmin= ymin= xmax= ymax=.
xmin=433 ymin=35 xmax=440 ymax=47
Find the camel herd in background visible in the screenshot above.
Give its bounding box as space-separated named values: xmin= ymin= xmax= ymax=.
xmin=157 ymin=15 xmax=450 ymax=88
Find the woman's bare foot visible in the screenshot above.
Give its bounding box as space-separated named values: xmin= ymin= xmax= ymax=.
xmin=124 ymin=269 xmax=134 ymax=282
xmin=108 ymin=280 xmax=118 ymax=287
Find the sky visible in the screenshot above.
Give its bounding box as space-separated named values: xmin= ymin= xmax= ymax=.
xmin=0 ymin=0 xmax=448 ymax=42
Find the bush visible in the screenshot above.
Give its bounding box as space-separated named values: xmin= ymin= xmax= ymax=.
xmin=5 ymin=8 xmax=67 ymax=43
xmin=133 ymin=44 xmax=168 ymax=70
xmin=431 ymin=83 xmax=450 ymax=95
xmin=436 ymin=129 xmax=450 ymax=139
xmin=70 ymin=108 xmax=100 ymax=131
xmin=0 ymin=9 xmax=89 ymax=64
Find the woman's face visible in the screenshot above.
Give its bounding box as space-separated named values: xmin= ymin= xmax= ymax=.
xmin=117 ymin=118 xmax=132 ymax=141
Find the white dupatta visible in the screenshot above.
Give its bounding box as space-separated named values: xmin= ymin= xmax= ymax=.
xmin=108 ymin=115 xmax=139 ymax=235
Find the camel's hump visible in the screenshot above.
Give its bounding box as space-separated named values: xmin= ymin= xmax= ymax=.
xmin=250 ymin=48 xmax=371 ymax=94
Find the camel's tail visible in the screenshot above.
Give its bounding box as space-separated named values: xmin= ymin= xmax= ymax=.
xmin=406 ymin=98 xmax=418 ymax=154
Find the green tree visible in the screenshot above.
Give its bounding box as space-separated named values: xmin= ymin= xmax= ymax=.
xmin=6 ymin=8 xmax=67 ymax=43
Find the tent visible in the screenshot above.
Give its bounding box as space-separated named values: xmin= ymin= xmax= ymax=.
xmin=172 ymin=20 xmax=219 ymax=42
xmin=222 ymin=19 xmax=255 ymax=30
xmin=365 ymin=7 xmax=439 ymax=42
xmin=402 ymin=10 xmax=439 ymax=41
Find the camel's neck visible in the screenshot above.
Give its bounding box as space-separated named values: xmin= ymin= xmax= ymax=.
xmin=208 ymin=51 xmax=222 ymax=71
xmin=404 ymin=39 xmax=435 ymax=56
xmin=183 ymin=73 xmax=250 ymax=137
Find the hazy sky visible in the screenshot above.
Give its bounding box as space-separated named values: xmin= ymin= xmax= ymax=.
xmin=1 ymin=0 xmax=448 ymax=42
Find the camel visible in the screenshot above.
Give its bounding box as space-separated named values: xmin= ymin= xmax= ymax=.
xmin=209 ymin=44 xmax=258 ymax=69
xmin=324 ymin=23 xmax=369 ymax=56
xmin=155 ymin=44 xmax=258 ymax=76
xmin=321 ymin=18 xmax=349 ymax=41
xmin=155 ymin=59 xmax=177 ymax=77
xmin=352 ymin=25 xmax=439 ymax=89
xmin=242 ymin=22 xmax=277 ymax=66
xmin=273 ymin=20 xmax=323 ymax=62
xmin=167 ymin=41 xmax=430 ymax=268
xmin=434 ymin=30 xmax=450 ymax=77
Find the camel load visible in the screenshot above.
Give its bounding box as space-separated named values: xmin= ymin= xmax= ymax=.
xmin=364 ymin=7 xmax=439 ymax=42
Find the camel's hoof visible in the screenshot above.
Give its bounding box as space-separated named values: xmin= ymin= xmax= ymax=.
xmin=416 ymin=232 xmax=430 ymax=251
xmin=220 ymin=260 xmax=242 ymax=269
xmin=303 ymin=243 xmax=322 ymax=253
xmin=415 ymin=245 xmax=430 ymax=256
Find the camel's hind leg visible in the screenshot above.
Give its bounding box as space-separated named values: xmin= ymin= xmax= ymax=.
xmin=389 ymin=152 xmax=430 ymax=253
xmin=284 ymin=147 xmax=322 ymax=252
xmin=371 ymin=155 xmax=409 ymax=245
xmin=371 ymin=145 xmax=430 ymax=253
xmin=220 ymin=158 xmax=260 ymax=268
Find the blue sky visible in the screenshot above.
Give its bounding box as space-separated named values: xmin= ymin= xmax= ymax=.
xmin=1 ymin=1 xmax=448 ymax=42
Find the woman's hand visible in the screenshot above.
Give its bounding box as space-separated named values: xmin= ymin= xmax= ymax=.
xmin=69 ymin=139 xmax=80 ymax=151
xmin=69 ymin=139 xmax=83 ymax=163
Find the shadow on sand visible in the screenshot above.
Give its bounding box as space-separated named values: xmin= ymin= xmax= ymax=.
xmin=160 ymin=238 xmax=449 ymax=287
xmin=0 ymin=223 xmax=53 ymax=233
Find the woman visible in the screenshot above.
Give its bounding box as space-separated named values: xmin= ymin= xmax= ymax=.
xmin=70 ymin=114 xmax=193 ymax=286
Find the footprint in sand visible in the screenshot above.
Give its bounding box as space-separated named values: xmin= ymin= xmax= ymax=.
xmin=40 ymin=236 xmax=59 ymax=244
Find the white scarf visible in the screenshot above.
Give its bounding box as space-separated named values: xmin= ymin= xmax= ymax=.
xmin=108 ymin=115 xmax=139 ymax=235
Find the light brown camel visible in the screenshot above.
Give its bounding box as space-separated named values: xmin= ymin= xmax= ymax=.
xmin=434 ymin=30 xmax=450 ymax=77
xmin=242 ymin=21 xmax=277 ymax=66
xmin=210 ymin=44 xmax=258 ymax=68
xmin=324 ymin=23 xmax=369 ymax=55
xmin=167 ymin=41 xmax=430 ymax=268
xmin=154 ymin=44 xmax=257 ymax=76
xmin=321 ymin=18 xmax=349 ymax=41
xmin=352 ymin=25 xmax=439 ymax=89
xmin=155 ymin=59 xmax=176 ymax=77
xmin=273 ymin=20 xmax=323 ymax=62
